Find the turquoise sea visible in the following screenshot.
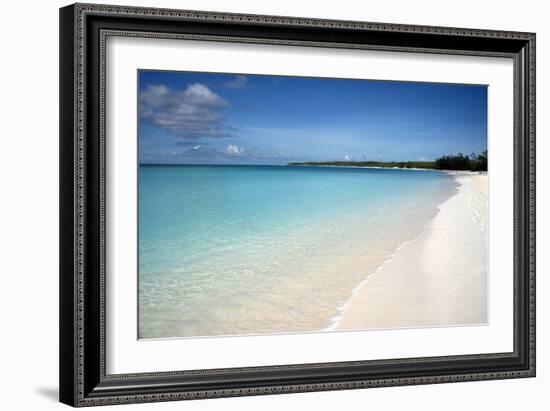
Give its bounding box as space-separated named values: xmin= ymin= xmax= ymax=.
xmin=138 ymin=165 xmax=458 ymax=339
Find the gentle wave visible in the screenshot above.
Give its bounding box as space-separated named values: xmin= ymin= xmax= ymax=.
xmin=322 ymin=206 xmax=444 ymax=331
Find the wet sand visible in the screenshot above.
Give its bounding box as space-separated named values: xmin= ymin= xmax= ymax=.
xmin=336 ymin=173 xmax=488 ymax=330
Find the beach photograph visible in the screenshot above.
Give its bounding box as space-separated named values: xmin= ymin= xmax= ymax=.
xmin=137 ymin=70 xmax=488 ymax=339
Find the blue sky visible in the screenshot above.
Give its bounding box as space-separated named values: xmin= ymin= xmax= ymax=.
xmin=138 ymin=70 xmax=487 ymax=164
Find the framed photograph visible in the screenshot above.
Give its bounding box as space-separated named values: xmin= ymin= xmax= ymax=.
xmin=59 ymin=3 xmax=536 ymax=407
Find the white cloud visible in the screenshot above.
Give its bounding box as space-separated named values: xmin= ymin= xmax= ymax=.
xmin=139 ymin=84 xmax=170 ymax=110
xmin=225 ymin=75 xmax=248 ymax=90
xmin=226 ymin=144 xmax=245 ymax=156
xmin=139 ymin=83 xmax=230 ymax=138
xmin=344 ymin=155 xmax=350 ymax=161
xmin=183 ymin=83 xmax=227 ymax=105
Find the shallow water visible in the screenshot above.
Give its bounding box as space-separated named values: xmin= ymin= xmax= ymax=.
xmin=138 ymin=165 xmax=457 ymax=338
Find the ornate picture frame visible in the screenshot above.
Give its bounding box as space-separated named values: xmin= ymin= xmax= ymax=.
xmin=59 ymin=3 xmax=535 ymax=406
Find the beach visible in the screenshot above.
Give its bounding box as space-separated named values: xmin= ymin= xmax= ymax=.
xmin=136 ymin=70 xmax=490 ymax=339
xmin=335 ymin=172 xmax=488 ymax=331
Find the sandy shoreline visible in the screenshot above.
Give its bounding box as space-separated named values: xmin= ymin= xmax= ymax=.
xmin=334 ymin=172 xmax=488 ymax=331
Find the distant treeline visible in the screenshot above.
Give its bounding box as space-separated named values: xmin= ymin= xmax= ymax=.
xmin=288 ymin=151 xmax=488 ymax=172
xmin=288 ymin=160 xmax=436 ymax=169
xmin=434 ymin=151 xmax=487 ymax=171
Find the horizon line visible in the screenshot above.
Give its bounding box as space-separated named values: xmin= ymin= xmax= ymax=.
xmin=139 ymin=160 xmax=438 ymax=166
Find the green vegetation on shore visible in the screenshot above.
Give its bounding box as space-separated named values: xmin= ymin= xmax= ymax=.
xmin=288 ymin=151 xmax=487 ymax=172
xmin=434 ymin=151 xmax=487 ymax=171
xmin=288 ymin=160 xmax=436 ymax=169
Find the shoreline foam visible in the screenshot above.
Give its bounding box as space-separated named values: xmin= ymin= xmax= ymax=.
xmin=333 ymin=172 xmax=488 ymax=331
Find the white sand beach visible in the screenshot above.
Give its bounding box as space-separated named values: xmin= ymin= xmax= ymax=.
xmin=335 ymin=172 xmax=488 ymax=330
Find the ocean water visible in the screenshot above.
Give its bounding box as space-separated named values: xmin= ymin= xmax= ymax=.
xmin=138 ymin=165 xmax=458 ymax=339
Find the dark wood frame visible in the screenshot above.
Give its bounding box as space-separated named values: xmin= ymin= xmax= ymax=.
xmin=60 ymin=3 xmax=536 ymax=407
